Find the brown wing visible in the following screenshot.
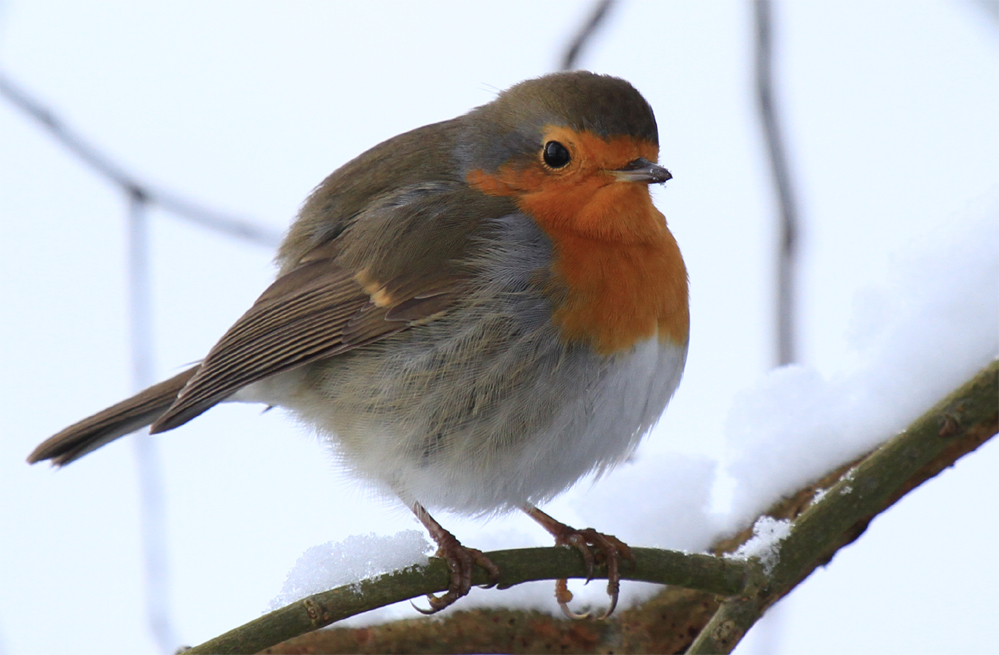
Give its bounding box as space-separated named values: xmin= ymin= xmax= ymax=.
xmin=150 ymin=242 xmax=467 ymax=433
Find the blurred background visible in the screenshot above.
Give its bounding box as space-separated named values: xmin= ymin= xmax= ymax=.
xmin=1 ymin=2 xmax=996 ymax=654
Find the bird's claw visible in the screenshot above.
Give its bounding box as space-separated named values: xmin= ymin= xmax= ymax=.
xmin=555 ymin=579 xmax=590 ymax=619
xmin=411 ymin=502 xmax=500 ymax=614
xmin=553 ymin=526 xmax=633 ymax=620
xmin=413 ymin=541 xmax=499 ymax=614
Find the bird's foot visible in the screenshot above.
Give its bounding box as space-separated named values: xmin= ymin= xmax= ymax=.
xmin=524 ymin=506 xmax=633 ymax=619
xmin=412 ymin=503 xmax=500 ymax=614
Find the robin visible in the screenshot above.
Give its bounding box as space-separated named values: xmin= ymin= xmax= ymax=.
xmin=28 ymin=70 xmax=688 ymax=618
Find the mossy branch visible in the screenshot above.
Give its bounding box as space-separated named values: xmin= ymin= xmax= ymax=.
xmin=187 ymin=360 xmax=997 ymax=654
xmin=688 ymin=358 xmax=999 ymax=653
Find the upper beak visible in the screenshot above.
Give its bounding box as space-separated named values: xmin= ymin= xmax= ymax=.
xmin=611 ymin=158 xmax=672 ymax=184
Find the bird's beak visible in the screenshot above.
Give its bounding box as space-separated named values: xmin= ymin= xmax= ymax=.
xmin=611 ymin=158 xmax=672 ymax=184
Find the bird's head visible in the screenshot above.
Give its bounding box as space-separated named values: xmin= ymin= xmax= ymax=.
xmin=461 ymin=71 xmax=671 ymax=244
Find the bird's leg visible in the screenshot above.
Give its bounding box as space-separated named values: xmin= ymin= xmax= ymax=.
xmin=411 ymin=502 xmax=500 ymax=614
xmin=523 ymin=505 xmax=633 ymax=620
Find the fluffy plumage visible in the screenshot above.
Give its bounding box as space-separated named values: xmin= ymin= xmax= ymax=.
xmin=28 ymin=70 xmax=688 ymax=617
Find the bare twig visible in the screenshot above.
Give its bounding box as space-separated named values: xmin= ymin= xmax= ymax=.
xmin=0 ymin=71 xmax=281 ymax=248
xmin=754 ymin=0 xmax=800 ymax=367
xmin=561 ymin=0 xmax=616 ymax=70
xmin=126 ymin=193 xmax=176 ymax=653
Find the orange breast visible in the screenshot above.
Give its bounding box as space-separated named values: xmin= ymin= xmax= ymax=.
xmin=467 ymin=130 xmax=689 ymax=355
xmin=539 ymin=216 xmax=689 ymax=355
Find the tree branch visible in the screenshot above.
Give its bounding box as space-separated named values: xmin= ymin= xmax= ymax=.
xmin=687 ymin=358 xmax=999 ymax=653
xmin=185 ymin=547 xmax=757 ymax=654
xmin=754 ymin=0 xmax=801 ymax=367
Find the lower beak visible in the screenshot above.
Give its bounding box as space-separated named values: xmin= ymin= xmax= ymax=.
xmin=612 ymin=158 xmax=672 ymax=184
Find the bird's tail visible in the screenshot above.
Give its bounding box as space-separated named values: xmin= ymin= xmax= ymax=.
xmin=27 ymin=367 xmax=198 ymax=467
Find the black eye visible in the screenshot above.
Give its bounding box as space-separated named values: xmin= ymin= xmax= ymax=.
xmin=543 ymin=141 xmax=571 ymax=168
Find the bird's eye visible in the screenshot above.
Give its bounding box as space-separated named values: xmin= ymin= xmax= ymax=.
xmin=543 ymin=141 xmax=571 ymax=168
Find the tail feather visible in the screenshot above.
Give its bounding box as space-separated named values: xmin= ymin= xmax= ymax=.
xmin=27 ymin=367 xmax=199 ymax=467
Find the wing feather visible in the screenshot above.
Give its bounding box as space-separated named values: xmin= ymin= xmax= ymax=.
xmin=151 ymin=254 xmax=468 ymax=433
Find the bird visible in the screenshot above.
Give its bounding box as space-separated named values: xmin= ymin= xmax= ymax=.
xmin=28 ymin=70 xmax=688 ymax=618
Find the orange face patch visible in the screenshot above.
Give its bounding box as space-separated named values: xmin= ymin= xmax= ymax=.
xmin=467 ymin=127 xmax=663 ymax=244
xmin=467 ymin=127 xmax=689 ymax=354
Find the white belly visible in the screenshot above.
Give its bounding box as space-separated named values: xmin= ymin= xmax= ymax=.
xmin=240 ymin=333 xmax=686 ymax=515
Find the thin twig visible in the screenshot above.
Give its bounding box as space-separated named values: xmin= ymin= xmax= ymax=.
xmin=561 ymin=0 xmax=616 ymax=70
xmin=0 ymin=71 xmax=281 ymax=248
xmin=126 ymin=194 xmax=176 ymax=653
xmin=754 ymin=0 xmax=800 ymax=366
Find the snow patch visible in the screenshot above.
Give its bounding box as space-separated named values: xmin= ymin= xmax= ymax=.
xmin=723 ymin=207 xmax=998 ymax=525
xmin=270 ymin=531 xmax=431 ymax=610
xmin=728 ymin=516 xmax=793 ymax=573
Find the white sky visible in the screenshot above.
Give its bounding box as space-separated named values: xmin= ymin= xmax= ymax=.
xmin=1 ymin=2 xmax=997 ymax=654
